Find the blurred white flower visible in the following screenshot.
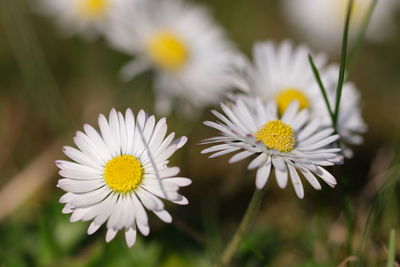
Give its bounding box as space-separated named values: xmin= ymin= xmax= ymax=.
xmin=282 ymin=0 xmax=399 ymax=51
xmin=236 ymin=41 xmax=366 ymax=157
xmin=36 ymin=0 xmax=126 ymax=39
xmin=314 ymin=66 xmax=367 ymax=158
xmin=56 ymin=108 xmax=190 ymax=247
xmin=201 ymin=98 xmax=342 ymax=198
xmin=106 ymin=0 xmax=239 ymax=115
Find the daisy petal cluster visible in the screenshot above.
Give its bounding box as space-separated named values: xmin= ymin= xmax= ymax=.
xmin=106 ymin=0 xmax=239 ymax=114
xmin=313 ymin=65 xmax=367 ymax=158
xmin=201 ymin=98 xmax=343 ymax=198
xmin=56 ymin=108 xmax=191 ymax=247
xmin=35 ymin=0 xmax=126 ymax=39
xmin=235 ymin=41 xmax=366 ymax=157
xmin=282 ymin=0 xmax=400 ymax=50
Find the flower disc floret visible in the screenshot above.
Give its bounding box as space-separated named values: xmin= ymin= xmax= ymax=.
xmin=104 ymin=155 xmax=143 ymax=193
xmin=77 ymin=0 xmax=109 ymax=19
xmin=147 ymin=31 xmax=188 ymax=71
xmin=255 ymin=120 xmax=296 ymax=153
xmin=275 ymin=88 xmax=309 ymax=114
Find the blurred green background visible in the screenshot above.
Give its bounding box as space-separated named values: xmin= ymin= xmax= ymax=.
xmin=0 ymin=0 xmax=399 ymax=266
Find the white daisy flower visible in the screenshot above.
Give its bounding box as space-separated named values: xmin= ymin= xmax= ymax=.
xmin=56 ymin=108 xmax=191 ymax=247
xmin=106 ymin=0 xmax=239 ymax=114
xmin=282 ymin=0 xmax=400 ymax=50
xmin=201 ymin=98 xmax=343 ymax=199
xmin=35 ymin=0 xmax=126 ymax=39
xmin=236 ymin=41 xmax=366 ymax=157
xmin=314 ymin=66 xmax=367 ymax=158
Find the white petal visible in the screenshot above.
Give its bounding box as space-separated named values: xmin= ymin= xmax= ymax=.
xmin=281 ymin=101 xmax=299 ymax=124
xmin=300 ymin=168 xmax=321 ymax=190
xmin=125 ymin=108 xmax=136 ymax=155
xmin=288 ymin=164 xmax=304 ymax=199
xmin=125 ymin=228 xmax=137 ymax=248
xmin=87 ymin=222 xmax=101 ymax=235
xmin=229 ymin=151 xmax=254 ymax=164
xmin=170 ymin=194 xmax=189 ymax=205
xmin=63 ymin=146 xmax=101 ymax=170
xmin=108 ymin=109 xmax=121 ymax=153
xmin=137 ymin=223 xmax=150 ymax=236
xmin=118 ymin=112 xmax=128 ymax=154
xmin=275 ymin=164 xmax=288 ymax=189
xmin=98 ymin=114 xmax=118 ymax=157
xmin=162 ymin=177 xmax=192 ymax=187
xmin=314 ymin=166 xmax=337 ymax=187
xmin=70 ymin=187 xmax=110 ymax=208
xmin=153 ymin=210 xmax=172 ymax=223
xmin=255 ymin=162 xmax=272 ymax=189
xmin=133 ymin=193 xmax=149 ymax=226
xmin=105 ymin=228 xmax=118 ymax=243
xmin=248 ymin=153 xmax=268 ymax=170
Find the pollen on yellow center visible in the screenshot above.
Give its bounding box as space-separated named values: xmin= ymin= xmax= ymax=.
xmin=275 ymin=88 xmax=309 ymax=114
xmin=103 ymin=155 xmax=143 ymax=193
xmin=147 ymin=31 xmax=188 ymax=71
xmin=77 ymin=0 xmax=109 ymax=19
xmin=255 ymin=120 xmax=296 ymax=153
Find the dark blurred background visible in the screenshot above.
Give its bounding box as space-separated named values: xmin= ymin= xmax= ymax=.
xmin=0 ymin=0 xmax=399 ymax=266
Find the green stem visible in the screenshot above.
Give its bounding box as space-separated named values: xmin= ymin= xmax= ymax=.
xmin=308 ymin=54 xmax=335 ymax=124
xmin=347 ymin=0 xmax=378 ymax=76
xmin=386 ymin=229 xmax=396 ymax=267
xmin=343 ymin=194 xmax=354 ymax=255
xmin=333 ymin=0 xmax=353 ymax=128
xmin=218 ymin=186 xmax=267 ymax=267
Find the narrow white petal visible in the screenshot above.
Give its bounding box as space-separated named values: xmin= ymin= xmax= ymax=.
xmin=137 ymin=223 xmax=150 ymax=236
xmin=133 ymin=194 xmax=149 ymax=226
xmin=314 ymin=166 xmax=337 ymax=187
xmin=300 ymin=168 xmax=321 ymax=190
xmin=275 ymin=164 xmax=288 ymax=189
xmin=248 ymin=153 xmax=269 ymax=170
xmin=255 ymin=162 xmax=272 ymax=189
xmin=162 ymin=177 xmax=192 ymax=187
xmin=229 ymin=151 xmax=254 ymax=164
xmin=153 ymin=210 xmax=172 ymax=223
xmin=288 ymin=164 xmax=304 ymax=199
xmin=125 ymin=228 xmax=137 ymax=248
xmin=105 ymin=228 xmax=118 ymax=243
xmin=87 ymin=222 xmax=101 ymax=235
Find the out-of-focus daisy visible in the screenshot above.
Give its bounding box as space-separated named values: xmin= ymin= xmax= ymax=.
xmin=201 ymin=98 xmax=342 ymax=198
xmin=56 ymin=108 xmax=190 ymax=247
xmin=106 ymin=0 xmax=239 ymax=114
xmin=282 ymin=0 xmax=399 ymax=50
xmin=36 ymin=0 xmax=126 ymax=39
xmin=236 ymin=41 xmax=366 ymax=157
xmin=314 ymin=66 xmax=367 ymax=158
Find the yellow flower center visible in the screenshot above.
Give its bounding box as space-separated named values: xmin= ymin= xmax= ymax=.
xmin=147 ymin=31 xmax=188 ymax=71
xmin=103 ymin=155 xmax=143 ymax=193
xmin=275 ymin=88 xmax=309 ymax=114
xmin=255 ymin=120 xmax=296 ymax=153
xmin=77 ymin=0 xmax=109 ymax=19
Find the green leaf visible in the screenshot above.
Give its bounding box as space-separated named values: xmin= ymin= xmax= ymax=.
xmin=386 ymin=229 xmax=396 ymax=267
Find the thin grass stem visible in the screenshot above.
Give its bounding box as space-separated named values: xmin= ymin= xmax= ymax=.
xmin=386 ymin=229 xmax=396 ymax=267
xmin=348 ymin=0 xmax=378 ymax=76
xmin=308 ymin=54 xmax=335 ymax=124
xmin=333 ymin=0 xmax=353 ymax=128
xmin=217 ymin=185 xmax=267 ymax=267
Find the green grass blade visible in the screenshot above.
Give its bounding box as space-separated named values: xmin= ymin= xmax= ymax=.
xmin=308 ymin=54 xmax=335 ymax=125
xmin=333 ymin=0 xmax=354 ymax=128
xmin=386 ymin=229 xmax=396 ymax=267
xmin=348 ymin=0 xmax=378 ymax=75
